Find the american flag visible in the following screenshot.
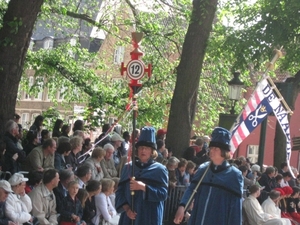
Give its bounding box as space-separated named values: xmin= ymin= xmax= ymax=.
xmin=230 ymin=79 xmax=275 ymax=154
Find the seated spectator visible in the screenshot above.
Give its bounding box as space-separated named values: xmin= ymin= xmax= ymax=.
xmin=261 ymin=189 xmax=291 ymax=224
xmin=280 ymin=172 xmax=292 ymax=187
xmin=6 ymin=173 xmax=32 ymax=224
xmin=175 ymin=158 xmax=188 ymax=185
xmin=288 ymin=167 xmax=299 ymax=187
xmin=73 ymin=131 xmax=85 ymax=144
xmin=166 ymin=156 xmax=180 ymax=189
xmin=72 ymin=120 xmax=84 ymax=133
xmin=77 ymin=188 xmax=89 ymax=209
xmin=201 ymin=135 xmax=210 ymax=152
xmin=61 ymin=124 xmax=71 ymax=138
xmin=239 ymin=165 xmax=255 ymax=192
xmin=57 ymin=136 xmax=70 ymax=144
xmin=95 ymin=124 xmax=111 ymax=147
xmin=28 ymin=169 xmax=59 ymax=225
xmin=25 ymin=170 xmax=43 ymax=194
xmin=191 ymin=137 xmax=204 ymax=154
xmin=156 ymin=139 xmax=165 ymax=163
xmin=0 ymin=180 xmax=15 ymax=225
xmin=278 ymin=186 xmax=295 ymax=221
xmin=52 ymin=119 xmax=63 ymax=138
xmin=286 ymin=187 xmax=300 ymax=223
xmin=109 ymin=177 xmax=120 ymax=208
xmin=182 ymin=146 xmax=201 ymax=166
xmin=156 ymin=128 xmax=167 ymax=141
xmin=83 ymin=147 xmax=105 ymax=181
xmin=195 ymin=138 xmax=210 ymax=165
xmin=183 ymin=160 xmax=196 ymax=187
xmin=82 ymin=180 xmax=102 ymax=225
xmin=100 ymin=144 xmax=118 ymax=178
xmin=117 ymin=146 xmax=132 ymax=178
xmin=60 ymin=181 xmax=86 ymax=225
xmin=22 ymin=130 xmax=38 ymax=156
xmin=258 ymin=166 xmax=276 ymax=192
xmin=155 ymin=139 xmax=169 ymax=164
xmin=121 ymin=131 xmax=130 ymax=154
xmin=247 ymin=164 xmax=261 ymax=180
xmin=3 ymin=120 xmax=26 ymax=174
xmin=243 ymin=184 xmax=290 ymax=225
xmin=54 ymin=141 xmax=72 ymax=171
xmin=29 ymin=115 xmax=43 ymax=138
xmin=275 ymin=174 xmax=284 ymax=188
xmin=279 ymin=162 xmax=289 ymax=175
xmin=75 ymin=165 xmax=92 ymax=189
xmin=255 ymin=171 xmax=263 ymax=186
xmin=41 ymin=129 xmax=50 ymax=144
xmin=53 ymin=169 xmax=75 ymax=212
xmin=111 ymin=133 xmax=125 ymax=170
xmin=80 ymin=138 xmax=92 ymax=162
xmin=93 ymin=178 xmax=119 ymax=225
xmin=65 ymin=136 xmax=83 ymax=171
xmin=23 ymin=138 xmax=56 ymax=172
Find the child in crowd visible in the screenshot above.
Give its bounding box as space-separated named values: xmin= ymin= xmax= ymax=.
xmin=175 ymin=158 xmax=188 ymax=185
xmin=109 ymin=177 xmax=120 ymax=208
xmin=76 ymin=189 xmax=89 ymax=208
xmin=60 ymin=181 xmax=86 ymax=225
xmin=183 ymin=160 xmax=196 ymax=187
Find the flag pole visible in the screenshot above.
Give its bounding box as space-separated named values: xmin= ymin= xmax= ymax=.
xmin=120 ymin=32 xmax=152 ymax=225
xmin=262 ymin=47 xmax=292 ymax=115
xmin=230 ymin=47 xmax=291 ymax=132
xmin=265 ymin=76 xmax=293 ymax=115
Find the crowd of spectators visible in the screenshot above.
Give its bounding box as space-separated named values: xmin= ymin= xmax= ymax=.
xmin=1 ymin=113 xmax=299 ymax=225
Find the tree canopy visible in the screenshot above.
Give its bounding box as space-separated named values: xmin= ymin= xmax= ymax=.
xmin=0 ymin=0 xmax=299 ymax=157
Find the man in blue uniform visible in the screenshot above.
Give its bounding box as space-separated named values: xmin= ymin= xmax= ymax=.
xmin=115 ymin=126 xmax=168 ymax=225
xmin=174 ymin=127 xmax=243 ymax=225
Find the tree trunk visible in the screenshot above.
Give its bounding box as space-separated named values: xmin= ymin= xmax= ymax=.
xmin=166 ymin=0 xmax=218 ymax=156
xmin=0 ymin=0 xmax=44 ymax=136
xmin=273 ymin=70 xmax=300 ymax=168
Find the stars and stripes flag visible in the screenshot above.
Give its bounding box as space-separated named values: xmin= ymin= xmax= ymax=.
xmin=230 ymin=78 xmax=292 ymax=162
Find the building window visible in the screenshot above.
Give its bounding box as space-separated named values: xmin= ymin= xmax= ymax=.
xmin=21 ymin=113 xmax=29 ymax=129
xmin=35 ymin=78 xmax=44 ymax=100
xmin=247 ymin=145 xmax=259 ymax=164
xmin=43 ymin=38 xmax=54 ymax=49
xmin=113 ymin=46 xmax=125 ymax=65
xmin=70 ymin=37 xmax=77 ymax=46
xmin=58 ymin=86 xmax=67 ymax=101
xmin=29 ymin=40 xmax=35 ymax=51
xmin=24 ymin=76 xmax=34 ymax=100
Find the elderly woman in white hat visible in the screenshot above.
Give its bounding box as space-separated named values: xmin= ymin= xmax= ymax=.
xmin=0 ymin=180 xmax=14 ymax=224
xmin=5 ymin=173 xmax=33 ymax=224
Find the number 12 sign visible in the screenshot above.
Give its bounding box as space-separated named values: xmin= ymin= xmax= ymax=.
xmin=126 ymin=60 xmax=145 ymax=80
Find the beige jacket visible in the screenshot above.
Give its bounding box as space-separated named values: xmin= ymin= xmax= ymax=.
xmin=100 ymin=158 xmax=118 ymax=178
xmin=83 ymin=157 xmax=104 ymax=181
xmin=23 ymin=146 xmax=54 ymax=171
xmin=28 ymin=183 xmax=58 ymax=225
